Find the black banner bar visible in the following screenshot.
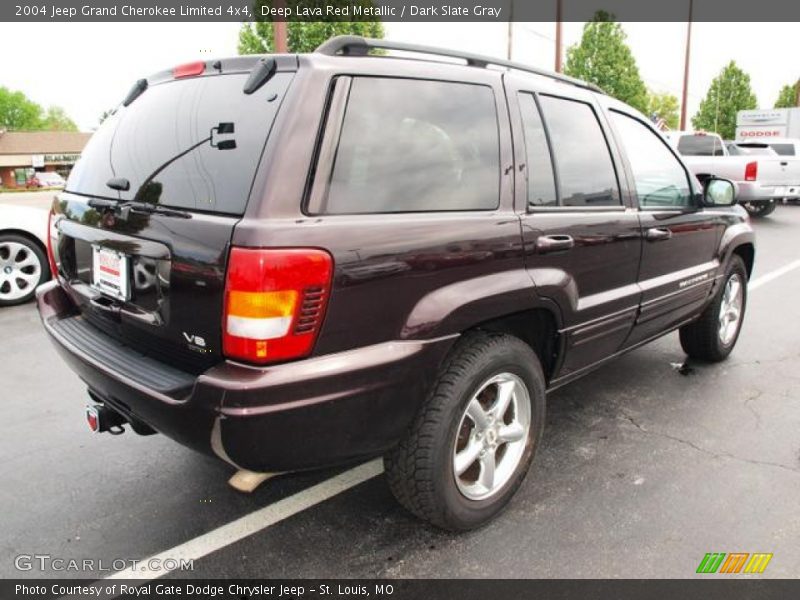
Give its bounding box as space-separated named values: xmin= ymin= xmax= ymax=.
xmin=3 ymin=579 xmax=800 ymax=600
xmin=5 ymin=0 xmax=800 ymax=22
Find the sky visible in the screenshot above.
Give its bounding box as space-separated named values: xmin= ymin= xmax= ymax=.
xmin=0 ymin=21 xmax=797 ymax=131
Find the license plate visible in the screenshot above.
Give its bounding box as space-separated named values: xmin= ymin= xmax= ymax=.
xmin=92 ymin=246 xmax=129 ymax=301
xmin=774 ymin=186 xmax=787 ymax=196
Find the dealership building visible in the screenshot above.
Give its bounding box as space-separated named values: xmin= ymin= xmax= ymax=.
xmin=0 ymin=130 xmax=92 ymax=188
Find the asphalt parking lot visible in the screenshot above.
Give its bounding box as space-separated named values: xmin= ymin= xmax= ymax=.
xmin=1 ymin=199 xmax=799 ymax=580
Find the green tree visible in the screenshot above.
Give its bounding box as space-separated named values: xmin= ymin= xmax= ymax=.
xmin=0 ymin=86 xmax=43 ymax=130
xmin=563 ymin=12 xmax=648 ymax=114
xmin=238 ymin=1 xmax=384 ymax=55
xmin=647 ymin=91 xmax=680 ymax=130
xmin=692 ymin=61 xmax=757 ymax=139
xmin=774 ymin=83 xmax=798 ymax=108
xmin=41 ymin=106 xmax=78 ymax=131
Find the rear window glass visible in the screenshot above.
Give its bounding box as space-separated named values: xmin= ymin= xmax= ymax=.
xmin=727 ymin=144 xmax=776 ymax=156
xmin=67 ymin=72 xmax=293 ymax=215
xmin=770 ymin=143 xmax=795 ymax=156
xmin=677 ymin=135 xmax=725 ymax=156
xmin=518 ymin=93 xmax=557 ymax=207
xmin=321 ymin=77 xmax=500 ymax=214
xmin=537 ymin=95 xmax=621 ymax=207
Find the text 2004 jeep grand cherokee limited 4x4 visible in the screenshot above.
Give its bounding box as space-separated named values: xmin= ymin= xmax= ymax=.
xmin=38 ymin=37 xmax=754 ymax=531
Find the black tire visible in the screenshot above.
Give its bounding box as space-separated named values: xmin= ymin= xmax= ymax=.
xmin=0 ymin=233 xmax=50 ymax=307
xmin=384 ymin=331 xmax=546 ymax=531
xmin=742 ymin=200 xmax=776 ymax=217
xmin=679 ymin=255 xmax=747 ymax=362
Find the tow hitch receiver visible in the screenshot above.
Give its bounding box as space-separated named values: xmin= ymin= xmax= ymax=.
xmin=86 ymin=404 xmax=126 ymax=435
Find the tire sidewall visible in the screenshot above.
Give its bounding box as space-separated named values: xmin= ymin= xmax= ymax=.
xmin=432 ymin=338 xmax=546 ymax=530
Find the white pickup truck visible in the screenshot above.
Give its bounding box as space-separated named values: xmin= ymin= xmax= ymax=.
xmin=664 ymin=131 xmax=800 ymax=217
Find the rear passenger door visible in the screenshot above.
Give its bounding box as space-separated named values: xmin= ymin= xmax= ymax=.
xmin=605 ymin=107 xmax=719 ymax=346
xmin=506 ymin=76 xmax=642 ymax=379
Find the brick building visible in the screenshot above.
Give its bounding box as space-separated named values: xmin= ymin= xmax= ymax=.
xmin=0 ymin=130 xmax=92 ymax=188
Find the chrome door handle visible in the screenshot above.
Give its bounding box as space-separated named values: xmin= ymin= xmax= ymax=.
xmin=645 ymin=227 xmax=672 ymax=242
xmin=535 ymin=234 xmax=575 ymax=253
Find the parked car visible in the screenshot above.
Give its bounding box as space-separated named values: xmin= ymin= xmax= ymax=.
xmin=665 ymin=130 xmax=800 ymax=216
xmin=38 ymin=37 xmax=755 ymax=531
xmin=27 ymin=171 xmax=66 ymax=189
xmin=0 ymin=203 xmax=51 ymax=305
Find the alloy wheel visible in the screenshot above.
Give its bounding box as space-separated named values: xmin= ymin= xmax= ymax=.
xmin=0 ymin=241 xmax=42 ymax=302
xmin=452 ymin=372 xmax=531 ymax=501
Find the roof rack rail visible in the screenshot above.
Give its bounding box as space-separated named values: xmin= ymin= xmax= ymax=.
xmin=315 ymin=36 xmax=604 ymax=94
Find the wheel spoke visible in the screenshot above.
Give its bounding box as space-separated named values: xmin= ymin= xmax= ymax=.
xmin=478 ymin=450 xmax=496 ymax=490
xmin=15 ymin=255 xmax=38 ymax=269
xmin=454 ymin=439 xmax=482 ymax=476
xmin=728 ymin=279 xmax=740 ymax=305
xmin=497 ymin=422 xmax=525 ymax=443
xmin=491 ymin=380 xmax=516 ymax=420
xmin=10 ymin=245 xmax=27 ymax=263
xmin=466 ymin=398 xmax=490 ymax=429
xmin=8 ymin=278 xmax=21 ymax=296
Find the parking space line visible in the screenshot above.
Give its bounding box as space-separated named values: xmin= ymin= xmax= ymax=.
xmin=106 ymin=459 xmax=384 ymax=580
xmin=749 ymin=259 xmax=800 ymax=291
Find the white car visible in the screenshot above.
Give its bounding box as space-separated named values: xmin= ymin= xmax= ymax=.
xmin=0 ymin=203 xmax=51 ymax=306
xmin=30 ymin=172 xmax=66 ymax=188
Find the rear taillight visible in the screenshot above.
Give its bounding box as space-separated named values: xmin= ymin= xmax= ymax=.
xmin=223 ymin=248 xmax=333 ymax=365
xmin=173 ymin=61 xmax=205 ymax=78
xmin=46 ymin=209 xmax=58 ymax=277
xmin=745 ymin=161 xmax=758 ymax=182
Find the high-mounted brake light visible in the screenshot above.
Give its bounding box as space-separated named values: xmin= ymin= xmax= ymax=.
xmin=745 ymin=161 xmax=758 ymax=182
xmin=173 ymin=61 xmax=206 ymax=78
xmin=223 ymin=248 xmax=333 ymax=364
xmin=46 ymin=209 xmax=58 ymax=277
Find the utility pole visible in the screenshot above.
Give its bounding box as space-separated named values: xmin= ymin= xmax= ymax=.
xmin=555 ymin=0 xmax=563 ymax=72
xmin=273 ymin=0 xmax=288 ymax=53
xmin=507 ymin=1 xmax=514 ymax=60
xmin=680 ymin=0 xmax=694 ymax=131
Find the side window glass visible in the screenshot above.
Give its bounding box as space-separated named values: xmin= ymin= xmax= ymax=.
xmin=537 ymin=95 xmax=621 ymax=207
xmin=320 ymin=77 xmax=500 ymax=214
xmin=518 ymin=93 xmax=557 ymax=207
xmin=610 ymin=111 xmax=692 ymax=208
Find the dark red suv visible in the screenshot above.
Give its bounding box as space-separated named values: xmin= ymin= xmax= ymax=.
xmin=38 ymin=37 xmax=754 ymax=530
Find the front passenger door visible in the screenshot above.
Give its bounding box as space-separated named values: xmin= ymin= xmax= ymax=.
xmin=608 ymin=110 xmax=720 ymax=346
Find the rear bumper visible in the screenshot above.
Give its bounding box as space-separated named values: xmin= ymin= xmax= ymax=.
xmin=37 ymin=281 xmax=455 ymax=472
xmin=735 ymin=181 xmax=779 ymax=202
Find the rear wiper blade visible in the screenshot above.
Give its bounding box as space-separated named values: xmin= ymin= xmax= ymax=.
xmin=86 ymin=197 xmax=190 ymax=219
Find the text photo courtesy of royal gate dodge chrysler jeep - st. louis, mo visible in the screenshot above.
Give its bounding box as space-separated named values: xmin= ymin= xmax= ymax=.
xmin=0 ymin=1 xmax=799 ymax=598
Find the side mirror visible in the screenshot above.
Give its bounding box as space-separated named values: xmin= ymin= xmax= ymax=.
xmin=703 ymin=177 xmax=737 ymax=207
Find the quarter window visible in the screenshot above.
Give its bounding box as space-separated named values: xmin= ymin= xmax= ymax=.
xmin=610 ymin=111 xmax=692 ymax=208
xmin=320 ymin=77 xmax=500 ymax=214
xmin=537 ymin=95 xmax=621 ymax=207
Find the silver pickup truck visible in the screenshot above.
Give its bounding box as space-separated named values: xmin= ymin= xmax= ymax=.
xmin=664 ymin=131 xmax=800 ymax=217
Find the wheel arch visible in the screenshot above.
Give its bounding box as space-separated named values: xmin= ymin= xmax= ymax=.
xmin=465 ymin=308 xmax=562 ymax=385
xmin=0 ymin=228 xmax=48 ymax=257
xmin=731 ymin=242 xmax=755 ymax=280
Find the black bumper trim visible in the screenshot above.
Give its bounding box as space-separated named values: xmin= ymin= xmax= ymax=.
xmin=48 ymin=315 xmax=195 ymax=395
